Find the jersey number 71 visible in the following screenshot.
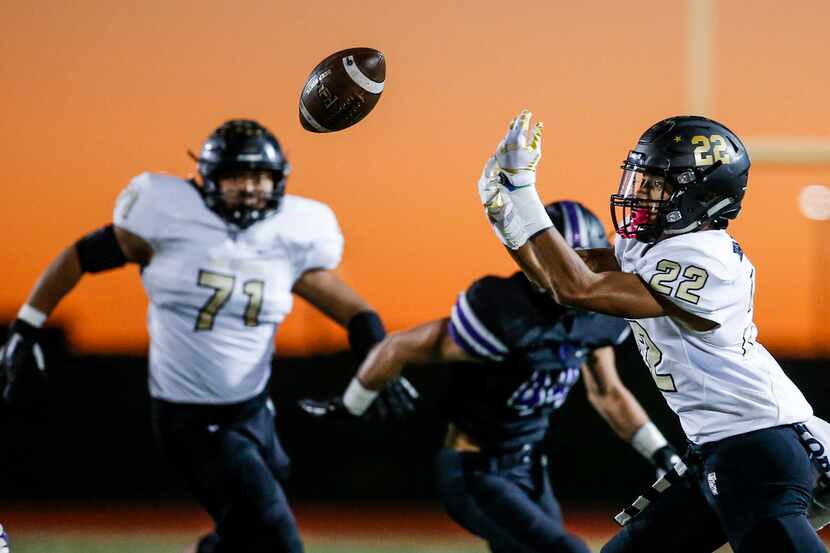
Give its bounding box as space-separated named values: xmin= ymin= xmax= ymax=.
xmin=195 ymin=269 xmax=264 ymax=331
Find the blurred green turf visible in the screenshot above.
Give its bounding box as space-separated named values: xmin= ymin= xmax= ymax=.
xmin=10 ymin=532 xmax=797 ymax=553
xmin=9 ymin=530 xmax=828 ymax=553
xmin=11 ymin=535 xmax=188 ymax=553
xmin=10 ymin=534 xmax=493 ymax=553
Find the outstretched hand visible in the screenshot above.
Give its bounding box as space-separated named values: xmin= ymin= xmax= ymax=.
xmin=1 ymin=319 xmax=47 ymax=409
xmin=478 ymin=156 xmax=529 ymax=250
xmin=369 ymin=377 xmax=418 ymax=422
xmin=298 ymin=377 xmax=419 ymax=423
xmin=297 ymin=396 xmax=355 ymax=421
xmin=478 ymin=109 xmax=551 ymax=246
xmin=495 ymin=109 xmax=544 ymax=190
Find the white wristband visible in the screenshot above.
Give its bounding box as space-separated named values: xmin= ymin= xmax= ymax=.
xmin=487 ymin=203 xmax=530 ymax=250
xmin=17 ymin=304 xmax=47 ymax=328
xmin=509 ymin=186 xmax=553 ymax=238
xmin=342 ymin=377 xmax=379 ymax=416
xmin=630 ymin=422 xmax=668 ymax=460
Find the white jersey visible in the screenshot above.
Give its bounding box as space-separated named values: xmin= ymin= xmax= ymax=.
xmin=615 ymin=230 xmax=811 ymax=444
xmin=114 ymin=172 xmax=343 ymax=404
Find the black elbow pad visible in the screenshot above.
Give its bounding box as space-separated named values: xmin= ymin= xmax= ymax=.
xmin=75 ymin=224 xmax=128 ymax=273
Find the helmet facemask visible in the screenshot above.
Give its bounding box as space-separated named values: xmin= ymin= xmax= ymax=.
xmin=190 ymin=119 xmax=290 ymax=230
xmin=611 ymin=161 xmax=738 ymax=243
xmin=611 ymin=166 xmax=674 ymax=243
xmin=202 ymin=168 xmax=287 ymax=230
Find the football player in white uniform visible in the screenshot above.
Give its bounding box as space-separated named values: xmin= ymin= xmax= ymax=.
xmin=477 ymin=110 xmax=825 ymax=552
xmin=0 ymin=119 xmax=415 ymax=553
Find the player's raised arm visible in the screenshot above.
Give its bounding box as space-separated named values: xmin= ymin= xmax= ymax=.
xmin=581 ymin=345 xmax=680 ymax=477
xmin=524 ymin=231 xmax=668 ymax=318
xmin=480 ymin=110 xmax=713 ymax=325
xmin=2 ymin=220 xmax=152 ymax=407
xmin=576 ymin=248 xmax=621 ymax=273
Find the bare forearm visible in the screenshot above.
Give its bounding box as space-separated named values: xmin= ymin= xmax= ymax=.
xmin=508 ymin=228 xmax=600 ymax=303
xmin=25 ymin=245 xmax=84 ymax=316
xmin=588 ymin=387 xmax=650 ymax=441
xmin=527 ymin=228 xmax=598 ymax=301
xmin=292 ymin=269 xmax=372 ymax=328
xmin=577 ymin=248 xmax=621 ymax=273
xmin=356 ymin=339 xmax=408 ymax=390
xmin=357 ymin=332 xmax=437 ymax=390
xmin=516 ymin=229 xmax=666 ymax=318
xmin=356 ymin=319 xmax=460 ymax=390
xmin=508 ymin=247 xmax=547 ymax=290
xmin=582 ymin=349 xmax=675 ymax=469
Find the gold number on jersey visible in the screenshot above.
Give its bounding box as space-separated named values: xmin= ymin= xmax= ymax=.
xmin=243 ymin=280 xmax=265 ymax=327
xmin=195 ymin=270 xmax=266 ymax=330
xmin=649 ymin=260 xmax=681 ymax=295
xmin=676 ymin=266 xmax=708 ymax=305
xmin=195 ymin=270 xmax=235 ymax=331
xmin=649 ymin=261 xmax=709 ymax=305
xmin=629 ymin=321 xmax=677 ymax=393
xmin=692 ymin=134 xmax=731 ymax=167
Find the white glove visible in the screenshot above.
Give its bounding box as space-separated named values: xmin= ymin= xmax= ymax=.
xmin=477 ymin=156 xmax=529 ymax=249
xmin=495 ymin=109 xmax=552 ymax=237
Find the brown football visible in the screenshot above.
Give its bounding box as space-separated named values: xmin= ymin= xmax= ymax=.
xmin=299 ymin=47 xmax=385 ymax=133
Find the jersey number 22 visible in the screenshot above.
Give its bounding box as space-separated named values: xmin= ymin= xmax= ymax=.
xmin=629 ymin=321 xmax=677 ymax=392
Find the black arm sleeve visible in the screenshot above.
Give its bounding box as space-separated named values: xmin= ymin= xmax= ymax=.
xmin=74 ymin=224 xmax=128 ymax=273
xmin=347 ymin=310 xmax=386 ymax=362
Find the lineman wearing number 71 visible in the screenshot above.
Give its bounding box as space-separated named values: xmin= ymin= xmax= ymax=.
xmin=480 ymin=110 xmax=829 ymax=553
xmin=0 ymin=119 xmax=415 ymax=553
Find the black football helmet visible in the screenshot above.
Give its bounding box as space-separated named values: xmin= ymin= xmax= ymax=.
xmin=546 ymin=200 xmax=610 ymax=249
xmin=610 ymin=116 xmax=750 ymax=243
xmin=190 ymin=119 xmax=290 ymax=229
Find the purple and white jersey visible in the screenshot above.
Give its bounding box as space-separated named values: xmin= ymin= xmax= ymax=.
xmin=442 ymin=272 xmax=629 ymax=448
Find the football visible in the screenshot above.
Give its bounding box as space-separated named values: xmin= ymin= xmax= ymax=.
xmin=299 ymin=47 xmax=385 ymax=133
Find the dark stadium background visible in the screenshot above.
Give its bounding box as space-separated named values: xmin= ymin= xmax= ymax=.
xmin=1 ymin=326 xmax=827 ymax=509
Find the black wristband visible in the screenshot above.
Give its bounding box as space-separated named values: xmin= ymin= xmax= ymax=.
xmin=347 ymin=311 xmax=386 ymax=362
xmin=10 ymin=318 xmax=40 ymax=341
xmin=651 ymin=445 xmax=681 ymax=472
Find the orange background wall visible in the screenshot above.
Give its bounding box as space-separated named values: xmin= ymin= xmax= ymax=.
xmin=2 ymin=1 xmax=829 ymax=356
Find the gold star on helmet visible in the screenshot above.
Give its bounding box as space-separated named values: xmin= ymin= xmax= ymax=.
xmin=674 ymin=135 xmax=682 ymax=143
